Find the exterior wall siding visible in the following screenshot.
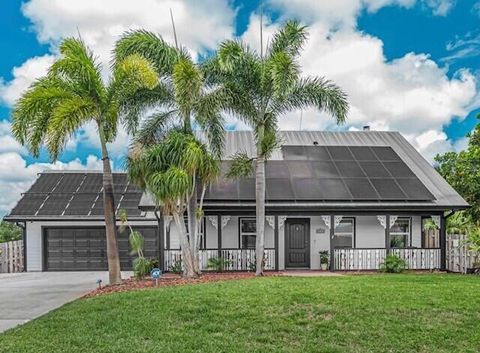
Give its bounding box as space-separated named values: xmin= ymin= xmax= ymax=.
xmin=25 ymin=214 xmax=426 ymax=272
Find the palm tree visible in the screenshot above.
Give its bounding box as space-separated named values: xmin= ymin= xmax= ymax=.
xmin=127 ymin=131 xmax=219 ymax=277
xmin=115 ymin=31 xmax=226 ymax=277
xmin=11 ymin=38 xmax=158 ymax=284
xmin=206 ymin=20 xmax=349 ymax=275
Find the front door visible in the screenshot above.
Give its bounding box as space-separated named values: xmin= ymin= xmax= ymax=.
xmin=285 ymin=219 xmax=310 ymax=268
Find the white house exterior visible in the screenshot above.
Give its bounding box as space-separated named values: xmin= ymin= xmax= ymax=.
xmin=5 ymin=131 xmax=468 ymax=272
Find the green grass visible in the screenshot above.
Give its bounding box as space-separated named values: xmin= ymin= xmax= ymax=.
xmin=1 ymin=274 xmax=479 ymax=353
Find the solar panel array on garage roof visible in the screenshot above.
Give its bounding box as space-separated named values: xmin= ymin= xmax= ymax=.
xmin=203 ymin=146 xmax=435 ymax=202
xmin=9 ymin=173 xmax=144 ymax=217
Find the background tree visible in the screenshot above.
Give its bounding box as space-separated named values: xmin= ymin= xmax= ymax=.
xmin=435 ymin=117 xmax=480 ymax=223
xmin=0 ymin=221 xmax=22 ymax=243
xmin=115 ymin=31 xmax=226 ymax=277
xmin=205 ymin=20 xmax=349 ymax=275
xmin=127 ymin=132 xmax=219 ymax=277
xmin=11 ymin=38 xmax=158 ymax=284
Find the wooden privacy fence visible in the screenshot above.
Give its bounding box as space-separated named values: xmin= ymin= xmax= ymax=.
xmin=446 ymin=234 xmax=477 ymax=273
xmin=0 ymin=240 xmax=24 ymax=273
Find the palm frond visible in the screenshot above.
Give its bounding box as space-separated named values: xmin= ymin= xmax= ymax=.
xmin=275 ymin=76 xmax=348 ymax=124
xmin=46 ymin=96 xmax=97 ymax=159
xmin=266 ymin=51 xmax=299 ymax=101
xmin=172 ymin=59 xmax=202 ymax=121
xmin=226 ymin=152 xmax=254 ymax=179
xmin=114 ymin=30 xmax=188 ymax=76
xmin=268 ymin=20 xmax=308 ymax=58
xmin=50 ymin=37 xmax=106 ymax=103
xmin=134 ymin=110 xmax=178 ymax=146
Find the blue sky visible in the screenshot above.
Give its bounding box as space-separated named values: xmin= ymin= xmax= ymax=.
xmin=0 ymin=0 xmax=479 ymax=216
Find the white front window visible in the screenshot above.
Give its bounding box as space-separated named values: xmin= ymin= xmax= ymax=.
xmin=334 ymin=218 xmax=354 ymax=248
xmin=390 ymin=218 xmax=410 ymax=248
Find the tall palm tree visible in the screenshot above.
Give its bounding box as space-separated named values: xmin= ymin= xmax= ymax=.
xmin=115 ymin=31 xmax=226 ymax=277
xmin=206 ymin=20 xmax=349 ymax=275
xmin=12 ymin=38 xmax=158 ymax=284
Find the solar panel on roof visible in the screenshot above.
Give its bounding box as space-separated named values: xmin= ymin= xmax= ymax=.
xmin=395 ymin=178 xmax=435 ymax=200
xmin=78 ymin=174 xmax=103 ymax=193
xmin=371 ymin=147 xmax=401 ymax=161
xmin=343 ymin=179 xmax=379 ymax=200
xmin=282 ymin=146 xmax=308 ymax=160
xmin=292 ymin=178 xmax=325 ymax=199
xmin=238 ymin=179 xmax=255 ymax=199
xmin=64 ymin=194 xmax=97 ymax=215
xmin=334 ymin=161 xmax=365 ymax=177
xmin=383 ymin=161 xmax=416 ymax=178
xmin=37 ymin=194 xmax=72 ymax=215
xmin=266 ymin=161 xmax=291 ymax=178
xmin=10 ymin=194 xmax=48 ymax=215
xmin=317 ymin=179 xmax=351 ymax=199
xmin=349 ymin=146 xmax=377 ymax=161
xmin=28 ymin=174 xmax=63 ymax=193
xmin=205 ymin=178 xmax=239 ymax=200
xmin=304 ymin=146 xmax=331 ymax=160
xmin=287 ymin=161 xmax=314 ymax=178
xmin=327 ymin=146 xmax=354 ymax=160
xmin=311 ymin=161 xmax=338 ymax=178
xmin=266 ymin=178 xmax=294 ymax=200
xmin=370 ymin=179 xmax=406 ymax=199
xmin=54 ymin=174 xmax=86 ymax=193
xmin=358 ymin=162 xmax=391 ymax=178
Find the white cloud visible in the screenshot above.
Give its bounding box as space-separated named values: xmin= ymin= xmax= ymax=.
xmin=423 ymin=0 xmax=456 ymax=16
xmin=240 ymin=18 xmax=477 ymax=162
xmin=0 ymin=55 xmax=55 ymax=106
xmin=21 ymin=0 xmax=235 ymax=63
xmin=0 ymin=152 xmax=103 ymax=216
xmin=268 ymin=0 xmax=452 ymax=29
xmin=0 ymin=120 xmax=27 ymax=155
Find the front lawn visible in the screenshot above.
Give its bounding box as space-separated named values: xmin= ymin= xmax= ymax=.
xmin=1 ymin=274 xmax=479 ymax=353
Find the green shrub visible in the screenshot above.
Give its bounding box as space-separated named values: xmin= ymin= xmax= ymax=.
xmin=380 ymin=254 xmax=407 ymax=273
xmin=133 ymin=257 xmax=156 ymax=279
xmin=207 ymin=257 xmax=232 ymax=271
xmin=170 ymin=259 xmax=183 ymax=274
xmin=319 ymin=250 xmax=329 ymax=265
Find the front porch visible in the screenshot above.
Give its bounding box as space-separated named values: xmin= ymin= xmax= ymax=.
xmin=160 ymin=213 xmax=446 ymax=272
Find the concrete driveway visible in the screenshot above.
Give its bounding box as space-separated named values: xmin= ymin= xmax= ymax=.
xmin=0 ymin=271 xmax=131 ymax=333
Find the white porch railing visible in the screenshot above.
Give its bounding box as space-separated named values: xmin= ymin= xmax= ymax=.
xmin=390 ymin=248 xmax=441 ymax=270
xmin=0 ymin=240 xmax=24 ymax=273
xmin=334 ymin=248 xmax=387 ymax=270
xmin=334 ymin=248 xmax=441 ymax=271
xmin=163 ymin=248 xmax=276 ymax=272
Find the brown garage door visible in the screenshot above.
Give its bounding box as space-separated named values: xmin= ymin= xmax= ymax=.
xmin=44 ymin=227 xmax=159 ymax=271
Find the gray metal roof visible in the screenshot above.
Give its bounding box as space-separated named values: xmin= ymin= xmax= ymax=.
xmin=140 ymin=130 xmax=468 ymax=210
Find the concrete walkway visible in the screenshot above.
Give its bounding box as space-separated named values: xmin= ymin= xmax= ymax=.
xmin=0 ymin=271 xmax=131 ymax=333
xmin=280 ymin=270 xmax=343 ymax=277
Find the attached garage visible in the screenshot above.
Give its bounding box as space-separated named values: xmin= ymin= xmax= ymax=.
xmin=44 ymin=227 xmax=159 ymax=271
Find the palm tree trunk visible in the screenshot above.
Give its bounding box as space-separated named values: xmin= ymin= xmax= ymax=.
xmin=98 ymin=126 xmax=121 ymax=285
xmin=255 ymin=155 xmax=266 ymax=276
xmin=187 ymin=194 xmax=200 ymax=274
xmin=173 ymin=211 xmax=197 ymax=278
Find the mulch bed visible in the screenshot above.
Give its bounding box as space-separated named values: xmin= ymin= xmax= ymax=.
xmin=83 ymin=272 xmax=279 ymax=298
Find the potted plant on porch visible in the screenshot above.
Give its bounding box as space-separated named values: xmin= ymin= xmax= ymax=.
xmin=319 ymin=250 xmax=329 ymax=271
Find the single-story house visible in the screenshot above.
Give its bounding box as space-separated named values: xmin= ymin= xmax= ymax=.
xmin=5 ymin=130 xmax=468 ymax=272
